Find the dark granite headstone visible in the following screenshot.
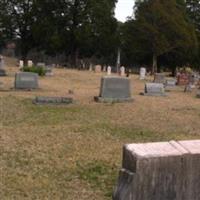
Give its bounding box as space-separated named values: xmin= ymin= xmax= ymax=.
xmin=15 ymin=72 xmax=39 ymax=90
xmin=197 ymin=90 xmax=200 ymax=98
xmin=94 ymin=76 xmax=133 ymax=102
xmin=144 ymin=83 xmax=166 ymax=96
xmin=154 ymin=73 xmax=165 ymax=84
xmin=33 ymin=96 xmax=73 ymax=104
xmin=0 ymin=69 xmax=6 ymax=76
xmin=113 ymin=140 xmax=200 ymax=200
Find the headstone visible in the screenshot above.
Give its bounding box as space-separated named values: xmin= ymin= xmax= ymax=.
xmin=165 ymin=79 xmax=177 ymax=91
xmin=33 ymin=96 xmax=73 ymax=105
xmin=95 ymin=65 xmax=102 ymax=73
xmin=45 ymin=67 xmax=54 ymax=76
xmin=103 ymin=65 xmax=107 ymax=72
xmin=0 ymin=56 xmax=6 ymax=76
xmin=140 ymin=67 xmax=146 ymax=80
xmin=94 ymin=76 xmax=133 ymax=103
xmin=19 ymin=60 xmax=24 ymax=68
xmin=89 ymin=64 xmax=93 ymax=71
xmin=15 ymin=72 xmax=39 ymax=90
xmin=197 ymin=90 xmax=200 ymax=98
xmin=107 ymin=66 xmax=112 ymax=75
xmin=144 ymin=83 xmax=166 ymax=96
xmin=113 ymin=140 xmax=200 ymax=200
xmin=154 ymin=73 xmax=165 ymax=84
xmin=177 ymin=73 xmax=189 ymax=85
xmin=27 ymin=60 xmax=33 ymax=67
xmin=36 ymin=62 xmax=45 ymax=68
xmin=120 ymin=66 xmax=125 ymax=76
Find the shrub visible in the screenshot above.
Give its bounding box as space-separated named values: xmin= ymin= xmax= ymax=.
xmin=22 ymin=66 xmax=46 ymax=76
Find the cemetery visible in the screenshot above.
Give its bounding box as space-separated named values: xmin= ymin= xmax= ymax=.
xmin=0 ymin=57 xmax=200 ymax=200
xmin=1 ymin=0 xmax=200 ymax=200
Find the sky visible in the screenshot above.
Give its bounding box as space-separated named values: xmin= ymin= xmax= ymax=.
xmin=115 ymin=0 xmax=135 ymax=22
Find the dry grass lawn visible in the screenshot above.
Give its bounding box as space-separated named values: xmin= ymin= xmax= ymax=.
xmin=1 ymin=58 xmax=200 ymax=199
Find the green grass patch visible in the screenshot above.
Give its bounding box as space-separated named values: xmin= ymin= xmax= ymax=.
xmin=76 ymin=160 xmax=118 ymax=198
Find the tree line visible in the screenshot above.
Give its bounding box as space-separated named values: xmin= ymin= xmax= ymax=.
xmin=0 ymin=0 xmax=199 ymax=73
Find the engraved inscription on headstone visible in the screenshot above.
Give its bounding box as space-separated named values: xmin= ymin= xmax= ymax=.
xmin=33 ymin=96 xmax=73 ymax=104
xmin=15 ymin=72 xmax=39 ymax=90
xmin=94 ymin=76 xmax=133 ymax=102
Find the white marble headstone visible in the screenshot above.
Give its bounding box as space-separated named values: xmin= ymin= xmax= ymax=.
xmin=107 ymin=66 xmax=112 ymax=75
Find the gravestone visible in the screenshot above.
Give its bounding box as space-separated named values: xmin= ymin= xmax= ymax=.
xmin=113 ymin=140 xmax=200 ymax=200
xmin=120 ymin=66 xmax=125 ymax=76
xmin=27 ymin=60 xmax=33 ymax=67
xmin=33 ymin=96 xmax=73 ymax=105
xmin=95 ymin=65 xmax=102 ymax=73
xmin=197 ymin=90 xmax=200 ymax=98
xmin=144 ymin=83 xmax=166 ymax=96
xmin=103 ymin=65 xmax=107 ymax=72
xmin=0 ymin=55 xmax=6 ymax=76
xmin=19 ymin=60 xmax=24 ymax=68
xmin=165 ymin=79 xmax=177 ymax=91
xmin=45 ymin=67 xmax=54 ymax=76
xmin=107 ymin=66 xmax=112 ymax=75
xmin=89 ymin=64 xmax=93 ymax=71
xmin=140 ymin=67 xmax=146 ymax=80
xmin=15 ymin=72 xmax=39 ymax=90
xmin=177 ymin=73 xmax=189 ymax=85
xmin=154 ymin=73 xmax=165 ymax=84
xmin=94 ymin=76 xmax=133 ymax=103
xmin=36 ymin=62 xmax=45 ymax=68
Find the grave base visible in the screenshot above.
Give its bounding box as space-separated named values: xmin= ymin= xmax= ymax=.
xmin=94 ymin=96 xmax=134 ymax=103
xmin=142 ymin=92 xmax=167 ymax=97
xmin=33 ymin=96 xmax=73 ymax=105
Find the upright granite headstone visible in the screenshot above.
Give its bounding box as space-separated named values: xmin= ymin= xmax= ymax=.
xmin=165 ymin=79 xmax=177 ymax=91
xmin=154 ymin=73 xmax=165 ymax=84
xmin=15 ymin=72 xmax=39 ymax=90
xmin=144 ymin=83 xmax=166 ymax=96
xmin=113 ymin=140 xmax=200 ymax=200
xmin=94 ymin=76 xmax=133 ymax=103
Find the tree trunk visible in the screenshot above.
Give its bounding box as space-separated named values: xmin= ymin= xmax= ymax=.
xmin=152 ymin=54 xmax=157 ymax=74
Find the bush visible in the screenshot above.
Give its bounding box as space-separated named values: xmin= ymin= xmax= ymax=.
xmin=22 ymin=66 xmax=46 ymax=76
